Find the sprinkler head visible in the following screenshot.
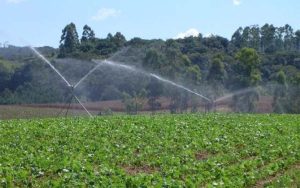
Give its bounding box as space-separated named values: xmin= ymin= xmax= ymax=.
xmin=68 ymin=84 xmax=74 ymax=90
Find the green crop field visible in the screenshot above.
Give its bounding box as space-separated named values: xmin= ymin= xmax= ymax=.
xmin=0 ymin=114 xmax=299 ymax=187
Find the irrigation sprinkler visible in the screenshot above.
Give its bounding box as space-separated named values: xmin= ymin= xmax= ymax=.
xmin=29 ymin=46 xmax=94 ymax=118
xmin=30 ymin=45 xmax=214 ymax=116
xmin=92 ymin=59 xmax=213 ymax=103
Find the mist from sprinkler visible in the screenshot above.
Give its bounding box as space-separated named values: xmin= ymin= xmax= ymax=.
xmin=30 ymin=46 xmax=217 ymax=116
xmin=29 ymin=46 xmax=93 ymax=117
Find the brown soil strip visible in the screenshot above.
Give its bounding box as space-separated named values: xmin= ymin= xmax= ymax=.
xmin=195 ymin=151 xmax=211 ymax=160
xmin=123 ymin=165 xmax=159 ymax=175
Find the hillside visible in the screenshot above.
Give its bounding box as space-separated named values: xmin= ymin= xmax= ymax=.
xmin=0 ymin=23 xmax=300 ymax=114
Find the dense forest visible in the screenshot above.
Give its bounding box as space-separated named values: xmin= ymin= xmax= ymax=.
xmin=0 ymin=23 xmax=300 ymax=113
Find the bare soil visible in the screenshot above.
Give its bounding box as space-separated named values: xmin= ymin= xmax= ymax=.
xmin=122 ymin=165 xmax=159 ymax=175
xmin=195 ymin=151 xmax=211 ymax=160
xmin=0 ymin=96 xmax=274 ymax=119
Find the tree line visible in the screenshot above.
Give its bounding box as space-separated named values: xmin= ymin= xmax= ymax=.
xmin=0 ymin=22 xmax=299 ymax=114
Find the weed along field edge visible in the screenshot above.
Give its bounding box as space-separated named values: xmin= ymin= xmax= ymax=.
xmin=0 ymin=113 xmax=299 ymax=187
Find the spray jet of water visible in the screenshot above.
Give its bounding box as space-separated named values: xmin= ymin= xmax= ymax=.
xmin=73 ymin=95 xmax=92 ymax=117
xmin=149 ymin=73 xmax=211 ymax=102
xmin=28 ymin=46 xmax=93 ymax=117
xmin=29 ymin=46 xmax=72 ymax=87
xmin=214 ymin=87 xmax=257 ymax=103
xmin=93 ymin=59 xmax=212 ymax=102
xmin=73 ymin=62 xmax=105 ymax=89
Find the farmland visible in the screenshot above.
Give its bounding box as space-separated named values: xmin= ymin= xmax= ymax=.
xmin=0 ymin=114 xmax=299 ymax=187
xmin=0 ymin=95 xmax=274 ymax=120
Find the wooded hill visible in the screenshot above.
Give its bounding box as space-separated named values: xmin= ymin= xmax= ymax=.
xmin=0 ymin=23 xmax=299 ymax=113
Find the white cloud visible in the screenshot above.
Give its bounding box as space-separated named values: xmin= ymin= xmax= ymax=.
xmin=91 ymin=8 xmax=120 ymax=21
xmin=175 ymin=28 xmax=200 ymax=39
xmin=6 ymin=0 xmax=25 ymax=4
xmin=233 ymin=0 xmax=241 ymax=6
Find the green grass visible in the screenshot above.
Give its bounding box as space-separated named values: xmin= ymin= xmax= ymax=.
xmin=0 ymin=114 xmax=299 ymax=187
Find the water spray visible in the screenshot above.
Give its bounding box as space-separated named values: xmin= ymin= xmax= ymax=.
xmin=149 ymin=73 xmax=211 ymax=102
xmin=28 ymin=46 xmax=93 ymax=118
xmin=92 ymin=59 xmax=212 ymax=103
xmin=73 ymin=61 xmax=105 ymax=89
xmin=29 ymin=46 xmax=214 ymax=115
xmin=29 ymin=46 xmax=72 ymax=87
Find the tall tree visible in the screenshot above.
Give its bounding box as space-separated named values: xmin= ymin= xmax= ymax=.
xmin=80 ymin=25 xmax=95 ymax=52
xmin=272 ymin=70 xmax=287 ymax=113
xmin=207 ymin=57 xmax=225 ymax=82
xmin=242 ymin=26 xmax=251 ymax=47
xmin=207 ymin=56 xmax=226 ymax=100
xmin=233 ymin=48 xmax=261 ymax=112
xmin=59 ymin=23 xmax=80 ymax=57
xmin=231 ymin=27 xmax=243 ymax=48
xmin=260 ymin=24 xmax=276 ymax=53
xmin=249 ymin=25 xmax=261 ymax=51
xmin=112 ymin=32 xmax=126 ymax=48
xmin=294 ymin=30 xmax=300 ymax=51
xmin=235 ymin=48 xmax=260 ymax=78
xmin=275 ymin=26 xmax=285 ymax=51
xmin=283 ymin=24 xmax=294 ymax=51
xmin=81 ymin=25 xmax=95 ymax=43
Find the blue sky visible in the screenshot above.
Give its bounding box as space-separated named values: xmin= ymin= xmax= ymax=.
xmin=0 ymin=0 xmax=299 ymax=47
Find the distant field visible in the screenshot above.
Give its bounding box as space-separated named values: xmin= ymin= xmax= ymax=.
xmin=0 ymin=105 xmax=95 ymax=120
xmin=0 ymin=96 xmax=273 ymax=120
xmin=0 ymin=114 xmax=299 ymax=187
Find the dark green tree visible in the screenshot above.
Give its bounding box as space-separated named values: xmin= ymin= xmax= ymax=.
xmin=81 ymin=25 xmax=95 ymax=42
xmin=272 ymin=70 xmax=287 ymax=113
xmin=59 ymin=23 xmax=80 ymax=57
xmin=208 ymin=57 xmax=225 ymax=82
xmin=233 ymin=48 xmax=261 ymax=112
xmin=294 ymin=30 xmax=300 ymax=51
xmin=207 ymin=56 xmax=226 ymax=100
xmin=0 ymin=59 xmax=14 ymax=92
xmin=260 ymin=24 xmax=276 ymax=53
xmin=185 ymin=65 xmax=201 ymax=85
xmin=143 ymin=49 xmax=164 ymax=70
xmin=112 ymin=32 xmax=126 ymax=48
xmin=283 ymin=24 xmax=294 ymax=51
xmin=249 ymin=25 xmax=261 ymax=51
xmin=241 ymin=26 xmax=251 ymax=47
xmin=231 ymin=27 xmax=243 ymax=48
xmin=80 ymin=25 xmax=95 ymax=53
xmin=275 ymin=27 xmax=285 ymax=51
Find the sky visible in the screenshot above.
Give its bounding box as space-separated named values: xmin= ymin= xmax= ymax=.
xmin=0 ymin=0 xmax=299 ymax=47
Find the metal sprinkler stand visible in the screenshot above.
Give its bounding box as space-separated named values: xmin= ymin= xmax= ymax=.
xmin=31 ymin=45 xmax=212 ymax=117
xmin=69 ymin=84 xmax=75 ymax=93
xmin=204 ymin=99 xmax=216 ymax=112
xmin=62 ymin=84 xmax=74 ymax=117
xmin=65 ymin=84 xmax=93 ymax=118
